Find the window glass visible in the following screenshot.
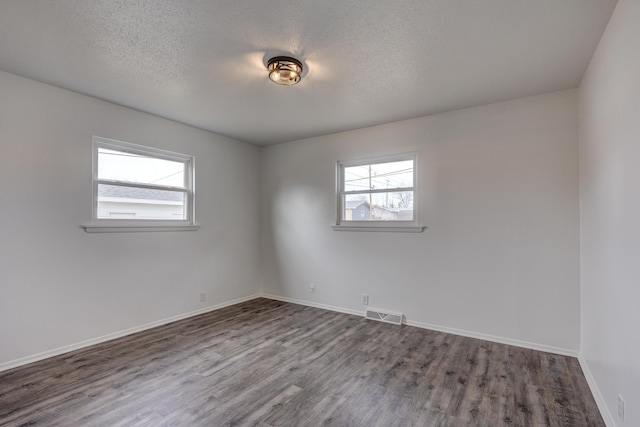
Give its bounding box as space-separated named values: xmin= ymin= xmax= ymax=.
xmin=92 ymin=137 xmax=194 ymax=224
xmin=344 ymin=160 xmax=413 ymax=192
xmin=96 ymin=184 xmax=187 ymax=220
xmin=339 ymin=155 xmax=415 ymax=223
xmin=97 ymin=148 xmax=185 ymax=187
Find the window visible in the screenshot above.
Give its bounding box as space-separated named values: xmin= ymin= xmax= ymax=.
xmin=83 ymin=136 xmax=197 ymax=232
xmin=334 ymin=153 xmax=423 ymax=232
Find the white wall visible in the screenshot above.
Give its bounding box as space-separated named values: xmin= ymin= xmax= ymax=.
xmin=260 ymin=89 xmax=580 ymax=353
xmin=579 ymin=0 xmax=640 ymax=424
xmin=0 ymin=71 xmax=261 ymax=368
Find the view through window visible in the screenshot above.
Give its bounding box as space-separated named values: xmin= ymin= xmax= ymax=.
xmin=93 ymin=137 xmax=194 ymax=222
xmin=339 ymin=155 xmax=415 ymax=223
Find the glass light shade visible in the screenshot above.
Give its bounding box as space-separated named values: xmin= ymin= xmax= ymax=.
xmin=268 ymin=56 xmax=303 ymax=85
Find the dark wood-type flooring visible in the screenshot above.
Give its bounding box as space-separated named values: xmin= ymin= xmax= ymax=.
xmin=0 ymin=298 xmax=604 ymax=426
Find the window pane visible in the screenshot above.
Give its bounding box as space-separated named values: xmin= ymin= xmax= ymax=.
xmin=98 ymin=148 xmax=185 ymax=187
xmin=344 ymin=160 xmax=413 ymax=192
xmin=343 ymin=192 xmax=413 ymax=221
xmin=344 ymin=165 xmax=373 ymax=192
xmin=97 ymin=184 xmax=186 ymax=220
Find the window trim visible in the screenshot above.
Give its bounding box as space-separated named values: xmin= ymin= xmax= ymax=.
xmin=334 ymin=152 xmax=425 ymax=232
xmin=82 ymin=136 xmax=198 ymax=233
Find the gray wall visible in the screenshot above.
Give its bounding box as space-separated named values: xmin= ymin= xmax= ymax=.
xmin=0 ymin=71 xmax=261 ymax=368
xmin=260 ymin=89 xmax=580 ymax=354
xmin=579 ymin=0 xmax=640 ymax=424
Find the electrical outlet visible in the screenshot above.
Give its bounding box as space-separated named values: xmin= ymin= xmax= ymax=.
xmin=200 ymin=292 xmax=206 ymax=302
xmin=361 ymin=294 xmax=369 ymax=305
xmin=618 ymin=394 xmax=624 ymax=421
xmin=310 ymin=284 xmax=316 ymax=293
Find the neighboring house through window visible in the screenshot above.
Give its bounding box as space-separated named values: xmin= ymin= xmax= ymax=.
xmin=86 ymin=136 xmax=196 ymax=231
xmin=336 ymin=153 xmax=420 ymax=231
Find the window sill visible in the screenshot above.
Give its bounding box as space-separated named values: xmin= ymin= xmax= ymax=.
xmin=331 ymin=224 xmax=425 ymax=233
xmin=81 ymin=224 xmax=199 ymax=233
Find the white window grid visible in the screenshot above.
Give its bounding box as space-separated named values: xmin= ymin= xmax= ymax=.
xmin=336 ymin=152 xmax=417 ymax=226
xmin=91 ymin=136 xmax=196 ymax=227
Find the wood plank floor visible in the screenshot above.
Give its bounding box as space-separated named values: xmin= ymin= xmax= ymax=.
xmin=0 ymin=298 xmax=604 ymax=426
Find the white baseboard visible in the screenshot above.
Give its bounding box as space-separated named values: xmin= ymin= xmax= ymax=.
xmin=0 ymin=294 xmax=262 ymax=373
xmin=405 ymin=319 xmax=578 ymax=357
xmin=578 ymin=354 xmax=616 ymax=427
xmin=0 ymin=292 xmax=578 ymax=371
xmin=260 ymin=293 xmax=364 ymax=317
xmin=261 ymin=294 xmax=577 ymax=357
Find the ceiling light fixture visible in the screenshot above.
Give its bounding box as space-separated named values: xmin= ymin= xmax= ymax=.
xmin=267 ymin=56 xmax=303 ymax=85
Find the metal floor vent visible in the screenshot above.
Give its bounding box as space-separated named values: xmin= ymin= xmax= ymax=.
xmin=365 ymin=308 xmax=404 ymax=325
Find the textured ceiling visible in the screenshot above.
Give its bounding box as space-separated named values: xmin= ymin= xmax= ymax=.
xmin=0 ymin=0 xmax=617 ymax=145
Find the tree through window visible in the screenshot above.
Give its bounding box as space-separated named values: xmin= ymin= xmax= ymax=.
xmin=338 ymin=154 xmax=416 ymax=223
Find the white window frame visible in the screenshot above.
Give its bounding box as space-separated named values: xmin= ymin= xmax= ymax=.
xmin=333 ymin=152 xmax=424 ymax=233
xmin=82 ymin=136 xmax=198 ymax=233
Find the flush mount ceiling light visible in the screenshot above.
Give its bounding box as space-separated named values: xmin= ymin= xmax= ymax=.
xmin=267 ymin=56 xmax=303 ymax=85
